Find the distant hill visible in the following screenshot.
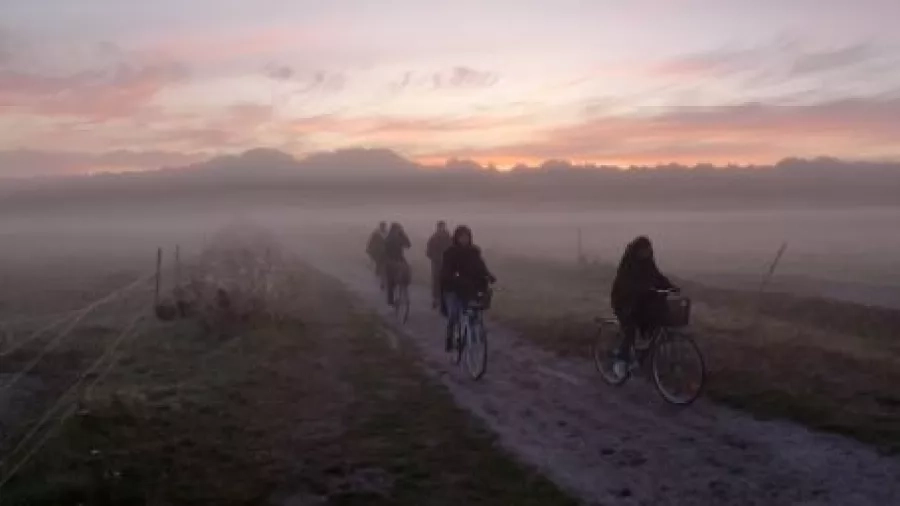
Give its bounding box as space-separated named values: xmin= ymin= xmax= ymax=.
xmin=178 ymin=148 xmax=300 ymax=175
xmin=1 ymin=148 xmax=899 ymax=212
xmin=171 ymin=147 xmax=421 ymax=179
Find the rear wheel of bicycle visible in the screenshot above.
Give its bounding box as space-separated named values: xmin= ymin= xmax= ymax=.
xmin=593 ymin=324 xmax=630 ymax=386
xmin=651 ymin=330 xmax=705 ymax=405
xmin=464 ymin=316 xmax=488 ymax=380
xmin=394 ymin=285 xmax=410 ymax=324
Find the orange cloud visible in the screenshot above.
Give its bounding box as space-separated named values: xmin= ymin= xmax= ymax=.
xmin=289 ymin=113 xmax=529 ymax=140
xmin=418 ymin=98 xmax=900 ymax=166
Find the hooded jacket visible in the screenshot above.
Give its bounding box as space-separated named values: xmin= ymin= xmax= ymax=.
xmin=384 ymin=223 xmax=411 ymax=262
xmin=611 ymin=236 xmax=673 ymax=315
xmin=440 ymin=226 xmax=494 ymax=296
xmin=366 ymin=227 xmax=386 ymax=260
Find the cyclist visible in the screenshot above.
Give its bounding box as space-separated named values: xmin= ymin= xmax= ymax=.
xmin=426 ymin=220 xmax=453 ymax=310
xmin=384 ymin=222 xmax=411 ymax=306
xmin=366 ymin=221 xmax=388 ymax=288
xmin=611 ymin=235 xmax=677 ymax=367
xmin=440 ymin=225 xmax=496 ymax=351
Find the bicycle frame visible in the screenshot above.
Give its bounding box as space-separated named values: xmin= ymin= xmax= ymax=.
xmin=445 ymin=286 xmax=492 ymax=380
xmin=454 ymin=302 xmax=487 ymax=380
xmin=459 ymin=306 xmax=483 ymax=338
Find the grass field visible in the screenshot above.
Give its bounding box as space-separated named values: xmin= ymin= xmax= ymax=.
xmin=463 ymin=254 xmax=900 ymax=454
xmin=0 ymin=249 xmax=576 ymax=505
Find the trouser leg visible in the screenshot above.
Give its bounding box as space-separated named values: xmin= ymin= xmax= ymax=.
xmin=444 ymin=291 xmax=461 ymax=349
xmin=619 ymin=323 xmax=636 ymax=359
xmin=431 ymin=262 xmax=442 ymax=307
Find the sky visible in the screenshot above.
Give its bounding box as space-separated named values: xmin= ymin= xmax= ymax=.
xmin=2 ymin=0 xmax=900 ymax=175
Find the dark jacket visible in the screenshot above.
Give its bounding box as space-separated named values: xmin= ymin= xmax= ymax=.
xmin=426 ymin=229 xmax=453 ymax=264
xmin=611 ymin=236 xmax=673 ymax=316
xmin=366 ymin=229 xmax=385 ymax=260
xmin=440 ymin=227 xmax=494 ymax=297
xmin=384 ymin=225 xmax=411 ymax=262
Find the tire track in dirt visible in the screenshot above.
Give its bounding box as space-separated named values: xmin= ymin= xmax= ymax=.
xmin=303 ymin=247 xmax=900 ymax=506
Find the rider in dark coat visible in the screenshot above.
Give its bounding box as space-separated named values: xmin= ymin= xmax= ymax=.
xmin=611 ymin=236 xmax=676 ymax=359
xmin=440 ymin=225 xmax=495 ymax=350
xmin=426 ymin=220 xmax=453 ymax=309
xmin=366 ymin=222 xmax=388 ymax=286
xmin=384 ymin=222 xmax=411 ymax=305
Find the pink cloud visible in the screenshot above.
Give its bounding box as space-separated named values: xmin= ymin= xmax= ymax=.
xmin=140 ymin=24 xmax=336 ymax=65
xmin=134 ymin=102 xmax=275 ymax=151
xmin=388 ymin=67 xmax=499 ymax=93
xmin=0 ymin=61 xmax=187 ymax=121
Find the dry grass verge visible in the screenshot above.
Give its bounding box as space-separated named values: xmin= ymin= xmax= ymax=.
xmin=1 ymin=250 xmax=575 ymax=505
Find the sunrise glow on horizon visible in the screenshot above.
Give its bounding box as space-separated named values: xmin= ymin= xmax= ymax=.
xmin=2 ymin=0 xmax=900 ymax=176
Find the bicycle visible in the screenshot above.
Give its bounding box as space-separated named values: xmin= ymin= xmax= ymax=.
xmin=592 ymin=289 xmax=706 ymax=405
xmin=390 ymin=261 xmax=411 ymax=324
xmin=448 ymin=288 xmax=491 ymax=380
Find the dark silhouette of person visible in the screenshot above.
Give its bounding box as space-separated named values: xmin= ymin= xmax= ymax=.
xmin=384 ymin=222 xmax=411 ymax=306
xmin=366 ymin=221 xmax=388 ymax=288
xmin=611 ymin=236 xmax=676 ymax=361
xmin=426 ymin=220 xmax=453 ymax=309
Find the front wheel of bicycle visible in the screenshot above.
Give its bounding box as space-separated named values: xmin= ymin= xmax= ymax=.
xmin=463 ymin=315 xmax=487 ymax=380
xmin=593 ymin=323 xmax=630 ymax=386
xmin=452 ymin=319 xmax=463 ymax=364
xmin=651 ymin=330 xmax=705 ymax=405
xmin=394 ymin=285 xmax=410 ymax=324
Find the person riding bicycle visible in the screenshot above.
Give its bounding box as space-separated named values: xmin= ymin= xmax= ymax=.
xmin=366 ymin=221 xmax=388 ymax=287
xmin=384 ymin=222 xmax=411 ymax=306
xmin=611 ymin=235 xmax=678 ymax=364
xmin=440 ymin=225 xmax=496 ymax=351
xmin=426 ymin=220 xmax=453 ymax=310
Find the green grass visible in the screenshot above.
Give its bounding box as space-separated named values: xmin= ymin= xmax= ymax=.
xmin=1 ymin=260 xmax=576 ymax=505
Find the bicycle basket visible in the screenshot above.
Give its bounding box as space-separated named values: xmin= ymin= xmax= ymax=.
xmin=468 ymin=288 xmax=493 ymax=310
xmin=664 ymin=294 xmax=691 ymax=327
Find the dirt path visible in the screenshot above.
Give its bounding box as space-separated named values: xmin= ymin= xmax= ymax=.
xmin=302 ymin=247 xmax=900 ymax=506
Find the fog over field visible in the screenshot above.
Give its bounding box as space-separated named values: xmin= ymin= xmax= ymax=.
xmin=2 ymin=150 xmax=899 ymax=308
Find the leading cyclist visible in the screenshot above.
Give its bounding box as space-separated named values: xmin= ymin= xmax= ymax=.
xmin=440 ymin=225 xmax=496 ymax=351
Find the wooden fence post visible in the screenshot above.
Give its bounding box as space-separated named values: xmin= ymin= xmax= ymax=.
xmin=155 ymin=247 xmax=162 ymax=308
